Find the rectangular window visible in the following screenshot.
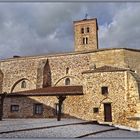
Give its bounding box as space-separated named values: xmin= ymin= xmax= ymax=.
xmin=101 ymin=86 xmax=108 ymax=95
xmin=11 ymin=105 xmax=19 ymax=112
xmin=34 ymin=104 xmax=43 ymax=115
xmin=93 ymin=108 xmax=99 ymax=113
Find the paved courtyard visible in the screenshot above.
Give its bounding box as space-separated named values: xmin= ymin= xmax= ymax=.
xmin=0 ymin=118 xmax=140 ymax=138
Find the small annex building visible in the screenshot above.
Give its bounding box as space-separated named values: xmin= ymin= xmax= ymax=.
xmin=0 ymin=18 xmax=140 ymax=131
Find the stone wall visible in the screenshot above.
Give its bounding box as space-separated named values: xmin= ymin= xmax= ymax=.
xmin=3 ymin=70 xmax=140 ymax=130
xmin=0 ymin=58 xmax=39 ymax=93
xmin=81 ymin=71 xmax=140 ymax=129
xmin=82 ymin=71 xmax=127 ymax=121
xmin=1 ymin=48 xmax=139 ymax=94
xmin=0 ymin=52 xmax=91 ymax=93
xmin=124 ymin=50 xmax=140 ymax=75
xmin=126 ymin=72 xmax=140 ymax=129
xmin=0 ymin=48 xmax=140 ymax=130
xmin=3 ymin=96 xmax=57 ymax=118
xmin=90 ymin=49 xmax=126 ymax=68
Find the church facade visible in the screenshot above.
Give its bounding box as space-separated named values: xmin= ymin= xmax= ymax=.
xmin=0 ymin=18 xmax=140 ymax=131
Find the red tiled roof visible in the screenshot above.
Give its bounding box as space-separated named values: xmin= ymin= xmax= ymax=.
xmin=6 ymin=86 xmax=83 ymax=97
xmin=82 ymin=65 xmax=130 ymax=74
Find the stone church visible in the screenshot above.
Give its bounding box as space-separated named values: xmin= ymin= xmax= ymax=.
xmin=0 ymin=18 xmax=140 ymax=131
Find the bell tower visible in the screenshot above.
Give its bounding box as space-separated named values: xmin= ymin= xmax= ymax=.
xmin=74 ymin=18 xmax=98 ymax=52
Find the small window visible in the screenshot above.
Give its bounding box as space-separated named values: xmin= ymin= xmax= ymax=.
xmin=86 ymin=37 xmax=88 ymax=44
xmin=21 ymin=80 xmax=26 ymax=88
xmin=93 ymin=108 xmax=99 ymax=113
xmin=34 ymin=104 xmax=43 ymax=115
xmin=81 ymin=28 xmax=84 ymax=34
xmin=66 ymin=67 xmax=69 ymax=74
xmin=101 ymin=86 xmax=108 ymax=95
xmin=87 ymin=27 xmax=89 ymax=33
xmin=11 ymin=105 xmax=19 ymax=112
xmin=65 ymin=78 xmax=70 ymax=85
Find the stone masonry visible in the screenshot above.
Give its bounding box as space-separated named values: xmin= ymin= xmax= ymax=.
xmin=74 ymin=18 xmax=98 ymax=51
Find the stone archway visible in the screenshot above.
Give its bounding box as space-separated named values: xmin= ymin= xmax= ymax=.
xmin=54 ymin=76 xmax=81 ymax=86
xmin=10 ymin=78 xmax=30 ymax=93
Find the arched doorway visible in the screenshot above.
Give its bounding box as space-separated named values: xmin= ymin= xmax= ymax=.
xmin=104 ymin=103 xmax=112 ymax=122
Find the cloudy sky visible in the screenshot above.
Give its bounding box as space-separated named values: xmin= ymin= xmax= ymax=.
xmin=0 ymin=2 xmax=140 ymax=59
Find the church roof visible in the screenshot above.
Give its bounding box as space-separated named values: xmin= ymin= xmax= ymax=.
xmin=0 ymin=48 xmax=140 ymax=62
xmin=73 ymin=18 xmax=97 ymax=23
xmin=82 ymin=65 xmax=131 ymax=74
xmin=5 ymin=86 xmax=83 ymax=97
xmin=73 ymin=18 xmax=98 ymax=30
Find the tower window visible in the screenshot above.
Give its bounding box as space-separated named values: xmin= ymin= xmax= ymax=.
xmin=101 ymin=86 xmax=108 ymax=95
xmin=66 ymin=67 xmax=69 ymax=74
xmin=87 ymin=27 xmax=89 ymax=33
xmin=86 ymin=37 xmax=88 ymax=44
xmin=21 ymin=81 xmax=26 ymax=88
xmin=81 ymin=28 xmax=84 ymax=34
xmin=65 ymin=78 xmax=70 ymax=85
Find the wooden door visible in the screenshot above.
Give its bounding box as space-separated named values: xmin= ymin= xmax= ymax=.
xmin=104 ymin=103 xmax=112 ymax=122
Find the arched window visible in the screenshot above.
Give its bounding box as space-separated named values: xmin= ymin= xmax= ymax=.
xmin=86 ymin=37 xmax=88 ymax=44
xmin=65 ymin=78 xmax=70 ymax=85
xmin=21 ymin=81 xmax=26 ymax=88
xmin=87 ymin=27 xmax=89 ymax=33
xmin=81 ymin=28 xmax=84 ymax=34
xmin=66 ymin=67 xmax=69 ymax=74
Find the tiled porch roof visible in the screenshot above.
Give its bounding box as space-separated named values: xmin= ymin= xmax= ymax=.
xmin=82 ymin=65 xmax=131 ymax=74
xmin=5 ymin=86 xmax=83 ymax=97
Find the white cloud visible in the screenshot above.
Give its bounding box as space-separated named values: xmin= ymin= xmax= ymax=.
xmin=0 ymin=3 xmax=140 ymax=59
xmin=99 ymin=3 xmax=140 ymax=49
xmin=0 ymin=3 xmax=80 ymax=58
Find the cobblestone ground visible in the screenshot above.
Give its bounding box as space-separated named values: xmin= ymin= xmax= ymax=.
xmin=0 ymin=119 xmax=140 ymax=138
